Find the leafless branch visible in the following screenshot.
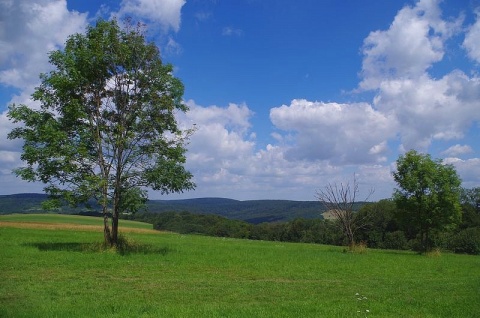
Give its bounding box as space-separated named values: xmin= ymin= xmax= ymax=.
xmin=315 ymin=174 xmax=374 ymax=246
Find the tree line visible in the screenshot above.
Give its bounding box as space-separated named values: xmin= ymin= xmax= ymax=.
xmin=123 ymin=188 xmax=480 ymax=255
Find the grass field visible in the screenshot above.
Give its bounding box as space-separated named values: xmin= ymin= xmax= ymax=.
xmin=1 ymin=214 xmax=479 ymax=317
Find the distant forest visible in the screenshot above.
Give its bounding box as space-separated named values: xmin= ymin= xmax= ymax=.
xmin=0 ymin=193 xmax=347 ymax=223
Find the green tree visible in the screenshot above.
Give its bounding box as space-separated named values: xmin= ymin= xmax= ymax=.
xmin=393 ymin=150 xmax=461 ymax=252
xmin=356 ymin=199 xmax=400 ymax=248
xmin=459 ymin=187 xmax=480 ymax=229
xmin=7 ymin=19 xmax=195 ymax=246
xmin=460 ymin=187 xmax=480 ymax=211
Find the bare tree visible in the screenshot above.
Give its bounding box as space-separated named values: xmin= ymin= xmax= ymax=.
xmin=315 ymin=175 xmax=374 ymax=248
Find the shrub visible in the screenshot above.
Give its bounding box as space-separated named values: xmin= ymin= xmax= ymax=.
xmin=346 ymin=241 xmax=368 ymax=254
xmin=449 ymin=227 xmax=480 ymax=255
xmin=382 ymin=231 xmax=409 ymax=250
xmin=426 ymin=248 xmax=442 ymax=258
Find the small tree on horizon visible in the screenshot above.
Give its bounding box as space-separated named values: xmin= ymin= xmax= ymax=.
xmin=315 ymin=175 xmax=374 ymax=248
xmin=7 ymin=19 xmax=195 ymax=247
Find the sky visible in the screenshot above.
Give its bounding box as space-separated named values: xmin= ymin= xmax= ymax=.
xmin=1 ymin=0 xmax=480 ymax=201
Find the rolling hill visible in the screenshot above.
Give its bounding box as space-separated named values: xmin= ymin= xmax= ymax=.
xmin=0 ymin=193 xmax=367 ymax=223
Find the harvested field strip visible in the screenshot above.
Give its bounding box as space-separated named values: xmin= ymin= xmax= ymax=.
xmin=0 ymin=221 xmax=159 ymax=234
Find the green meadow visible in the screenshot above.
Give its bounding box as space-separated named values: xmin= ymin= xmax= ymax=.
xmin=1 ymin=214 xmax=479 ymax=317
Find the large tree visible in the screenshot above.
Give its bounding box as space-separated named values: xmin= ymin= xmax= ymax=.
xmin=7 ymin=19 xmax=195 ymax=246
xmin=393 ymin=150 xmax=461 ymax=252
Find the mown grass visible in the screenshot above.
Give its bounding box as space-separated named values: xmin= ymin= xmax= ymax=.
xmin=0 ymin=214 xmax=479 ymax=317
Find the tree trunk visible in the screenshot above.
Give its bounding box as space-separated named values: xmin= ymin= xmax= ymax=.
xmin=111 ymin=211 xmax=119 ymax=246
xmin=424 ymin=228 xmax=430 ymax=253
xmin=103 ymin=206 xmax=112 ymax=246
xmin=109 ymin=186 xmax=120 ymax=247
xmin=346 ymin=226 xmax=355 ymax=249
xmin=111 ymin=146 xmax=123 ymax=247
xmin=101 ymin=176 xmax=112 ymax=246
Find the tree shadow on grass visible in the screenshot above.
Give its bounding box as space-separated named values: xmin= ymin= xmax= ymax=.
xmin=24 ymin=242 xmax=174 ymax=256
xmin=26 ymin=242 xmax=91 ymax=252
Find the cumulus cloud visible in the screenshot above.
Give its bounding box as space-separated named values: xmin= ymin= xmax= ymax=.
xmin=442 ymin=144 xmax=474 ymax=157
xmin=0 ymin=0 xmax=88 ymax=193
xmin=360 ymin=0 xmax=461 ymax=90
xmin=373 ymin=72 xmax=480 ymax=150
xmin=463 ymin=9 xmax=480 ymax=63
xmin=270 ymin=99 xmax=394 ymax=164
xmin=114 ymin=0 xmax=185 ymax=32
xmin=356 ymin=0 xmax=480 ymax=152
xmin=443 ymin=158 xmax=480 ymax=188
xmin=173 ymin=101 xmax=264 ymax=198
xmin=0 ymin=0 xmax=88 ymax=90
xmin=177 ymin=100 xmax=255 ymax=178
xmin=0 ymin=112 xmax=21 ymax=152
xmin=169 ymin=100 xmax=391 ymax=200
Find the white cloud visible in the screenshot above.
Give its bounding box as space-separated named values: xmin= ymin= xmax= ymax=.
xmin=270 ymin=99 xmax=394 ymax=164
xmin=0 ymin=0 xmax=88 ymax=195
xmin=369 ymin=141 xmax=388 ymax=158
xmin=115 ymin=0 xmax=185 ymax=32
xmin=0 ymin=111 xmax=22 ymax=152
xmin=357 ymin=0 xmax=480 ymax=152
xmin=222 ymin=27 xmax=243 ymax=37
xmin=169 ymin=100 xmax=389 ymax=200
xmin=0 ymin=0 xmax=88 ymax=90
xmin=178 ymin=100 xmax=255 ymax=175
xmin=184 ymin=100 xmax=253 ymax=132
xmin=360 ymin=0 xmax=461 ymax=90
xmin=443 ymin=158 xmax=480 ymax=188
xmin=464 ymin=9 xmax=480 ymax=63
xmin=0 ymin=0 xmax=90 ymax=197
xmin=374 ymin=72 xmax=480 ymax=150
xmin=442 ymin=144 xmax=474 ymax=157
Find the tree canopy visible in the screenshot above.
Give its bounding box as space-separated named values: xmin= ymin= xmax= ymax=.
xmin=7 ymin=19 xmax=195 ymax=246
xmin=392 ymin=150 xmax=461 ymax=252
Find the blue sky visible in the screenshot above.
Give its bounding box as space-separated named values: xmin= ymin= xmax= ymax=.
xmin=1 ymin=0 xmax=480 ymax=201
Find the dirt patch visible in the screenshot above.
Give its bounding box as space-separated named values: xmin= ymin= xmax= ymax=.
xmin=0 ymin=221 xmax=159 ymax=234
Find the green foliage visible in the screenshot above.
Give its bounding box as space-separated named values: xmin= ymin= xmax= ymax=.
xmin=150 ymin=211 xmax=251 ymax=238
xmin=448 ymin=227 xmax=480 ymax=255
xmin=382 ymin=231 xmax=409 ymax=250
xmin=129 ymin=211 xmax=342 ymax=245
xmin=393 ymin=150 xmax=462 ymax=252
xmin=355 ymin=199 xmax=400 ymax=248
xmin=459 ymin=188 xmax=480 ymax=229
xmin=7 ymin=19 xmax=194 ymax=245
xmin=460 ymin=187 xmax=480 ymax=208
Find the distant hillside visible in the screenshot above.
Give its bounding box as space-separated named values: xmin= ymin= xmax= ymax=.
xmin=0 ymin=193 xmax=365 ymax=223
xmin=0 ymin=193 xmax=50 ymax=214
xmin=147 ymin=198 xmax=324 ymax=223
